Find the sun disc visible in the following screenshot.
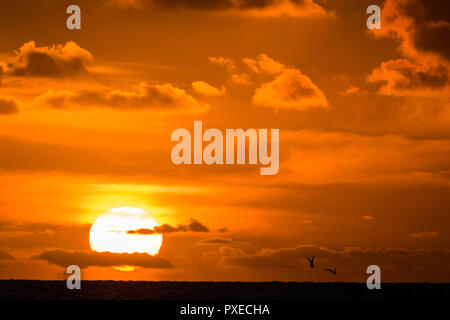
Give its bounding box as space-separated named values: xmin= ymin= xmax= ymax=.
xmin=89 ymin=207 xmax=162 ymax=255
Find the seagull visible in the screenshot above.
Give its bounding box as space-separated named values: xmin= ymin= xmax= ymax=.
xmin=306 ymin=256 xmax=315 ymax=268
xmin=324 ymin=266 xmax=336 ymax=275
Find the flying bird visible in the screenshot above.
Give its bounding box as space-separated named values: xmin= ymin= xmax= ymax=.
xmin=306 ymin=256 xmax=315 ymax=268
xmin=324 ymin=266 xmax=336 ymax=275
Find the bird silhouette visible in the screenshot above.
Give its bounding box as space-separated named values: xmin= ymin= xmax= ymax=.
xmin=324 ymin=266 xmax=336 ymax=275
xmin=306 ymin=256 xmax=315 ymax=268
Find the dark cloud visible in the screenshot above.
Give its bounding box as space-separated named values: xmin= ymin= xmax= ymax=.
xmin=405 ymin=0 xmax=450 ymax=60
xmin=368 ymin=0 xmax=450 ymax=96
xmin=106 ymin=0 xmax=331 ymax=18
xmin=33 ymin=249 xmax=173 ymax=269
xmin=127 ymin=218 xmax=209 ymax=235
xmin=340 ymin=247 xmax=450 ymax=261
xmin=33 ymin=82 xmax=207 ymax=112
xmin=222 ymin=244 xmax=336 ymax=268
xmin=119 ymin=0 xmax=318 ymax=10
xmin=188 ymin=219 xmax=210 ymax=232
xmin=215 ymin=244 xmax=450 ymax=282
xmin=201 ymin=237 xmax=233 ymax=244
xmin=369 ymin=58 xmax=448 ymax=92
xmin=3 ymin=41 xmax=93 ymax=78
xmin=0 ymin=96 xmax=20 ymax=114
xmin=0 ymin=249 xmax=14 ymax=260
xmin=150 ymin=0 xmax=274 ymax=10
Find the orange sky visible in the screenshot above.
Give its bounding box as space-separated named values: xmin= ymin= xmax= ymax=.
xmin=0 ymin=0 xmax=449 ymax=282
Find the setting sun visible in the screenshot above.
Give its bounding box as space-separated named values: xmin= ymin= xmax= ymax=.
xmin=89 ymin=207 xmax=163 ymax=255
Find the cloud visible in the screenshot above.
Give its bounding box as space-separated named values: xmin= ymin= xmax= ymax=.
xmin=232 ymin=0 xmax=333 ymax=19
xmin=0 ymin=222 xmax=67 ymax=233
xmin=192 ymin=81 xmax=226 ymax=96
xmin=0 ymin=136 xmax=132 ymax=175
xmin=341 ymin=85 xmax=360 ymax=95
xmin=208 ymin=56 xmax=236 ymax=72
xmin=2 ymin=41 xmax=93 ymax=78
xmin=372 ymin=0 xmax=449 ymax=59
xmin=106 ymin=0 xmax=144 ymax=8
xmin=367 ymin=58 xmax=449 ymax=96
xmin=0 ymin=135 xmax=184 ymax=176
xmin=362 ymin=215 xmax=374 ymax=221
xmin=235 ymin=54 xmax=329 ymax=111
xmin=214 ymin=243 xmax=450 ymax=270
xmin=282 ymin=129 xmax=450 ymax=184
xmin=201 ymin=237 xmax=233 ymax=244
xmin=367 ymin=0 xmax=450 ymax=97
xmin=0 ymin=96 xmax=20 ymax=114
xmin=33 ymin=82 xmax=207 ymax=112
xmin=243 ymin=54 xmax=285 ymax=75
xmin=426 ymin=20 xmax=450 ymax=29
xmin=122 ymin=0 xmax=332 ymax=19
xmin=229 ymin=73 xmax=251 ymax=85
xmin=209 ymin=54 xmax=328 ymax=110
xmin=408 ymin=231 xmax=440 ymax=239
xmin=0 ymin=222 xmax=90 ymax=250
xmin=33 ymin=249 xmax=173 ymax=268
xmin=221 ymin=244 xmax=336 ymax=268
xmin=252 ymin=68 xmax=329 ymax=111
xmin=242 ymin=58 xmax=260 ymax=74
xmin=0 ymin=249 xmax=14 ymax=260
xmin=127 ymin=218 xmax=209 ymax=235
